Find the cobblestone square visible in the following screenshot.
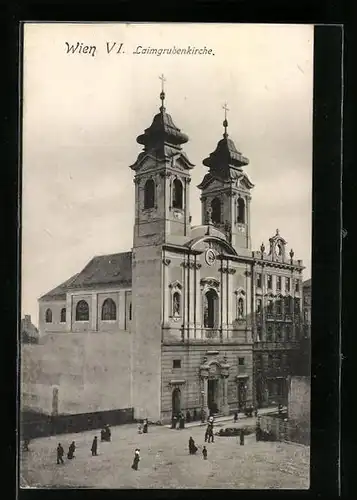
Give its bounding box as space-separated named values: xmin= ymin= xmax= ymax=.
xmin=21 ymin=422 xmax=310 ymax=489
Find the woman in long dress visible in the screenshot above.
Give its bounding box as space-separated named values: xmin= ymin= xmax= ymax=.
xmin=131 ymin=449 xmax=140 ymax=470
xmin=188 ymin=437 xmax=198 ymax=455
xmin=67 ymin=441 xmax=76 ymax=459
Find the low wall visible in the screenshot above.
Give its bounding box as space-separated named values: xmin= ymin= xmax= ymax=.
xmin=288 ymin=376 xmax=311 ymax=426
xmin=259 ymin=414 xmax=310 ymax=446
xmin=21 ymin=408 xmax=134 ymax=439
xmin=21 ymin=330 xmax=132 ymax=415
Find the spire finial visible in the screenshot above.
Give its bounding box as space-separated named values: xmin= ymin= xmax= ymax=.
xmin=159 ymin=74 xmax=166 ymax=112
xmin=222 ymin=102 xmax=229 ymax=137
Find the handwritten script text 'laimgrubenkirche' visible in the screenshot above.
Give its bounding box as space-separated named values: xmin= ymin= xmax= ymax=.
xmin=64 ymin=42 xmax=215 ymax=57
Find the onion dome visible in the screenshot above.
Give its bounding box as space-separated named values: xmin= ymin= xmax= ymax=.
xmin=136 ymin=88 xmax=189 ymax=151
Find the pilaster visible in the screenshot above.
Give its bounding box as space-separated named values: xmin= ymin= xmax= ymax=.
xmin=91 ymin=293 xmax=98 ymax=331
xmin=66 ymin=293 xmax=72 ymax=332
xmin=194 ymin=261 xmax=202 ymax=336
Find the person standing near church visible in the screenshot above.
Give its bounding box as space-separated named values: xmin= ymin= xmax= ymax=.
xmin=131 ymin=449 xmax=140 ymax=470
xmin=91 ymin=436 xmax=98 ymax=456
xmin=67 ymin=441 xmax=76 ymax=459
xmin=202 ymin=446 xmax=208 ymax=460
xmin=56 ymin=443 xmax=64 ymax=464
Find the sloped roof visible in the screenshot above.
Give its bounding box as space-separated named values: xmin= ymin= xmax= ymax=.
xmin=303 ymin=278 xmax=311 ymax=287
xmin=68 ymin=251 xmax=132 ymax=289
xmin=39 ymin=274 xmax=79 ymax=300
xmin=39 ymin=251 xmax=132 ymax=300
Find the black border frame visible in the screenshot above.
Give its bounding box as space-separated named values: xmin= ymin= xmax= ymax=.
xmin=2 ymin=4 xmax=347 ymax=499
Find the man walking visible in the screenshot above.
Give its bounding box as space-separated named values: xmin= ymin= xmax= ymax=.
xmin=91 ymin=436 xmax=98 ymax=456
xmin=56 ymin=443 xmax=64 ymax=464
xmin=208 ymin=423 xmax=215 ymax=443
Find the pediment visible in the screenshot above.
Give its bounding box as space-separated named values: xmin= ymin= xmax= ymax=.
xmin=187 ymin=235 xmax=237 ymax=256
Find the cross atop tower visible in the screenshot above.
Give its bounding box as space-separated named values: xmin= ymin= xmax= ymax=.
xmin=222 ymin=102 xmax=229 ymax=137
xmin=159 ymin=74 xmax=166 ymax=111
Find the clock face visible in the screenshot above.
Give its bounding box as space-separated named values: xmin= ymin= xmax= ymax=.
xmin=205 ymin=249 xmax=216 ymax=266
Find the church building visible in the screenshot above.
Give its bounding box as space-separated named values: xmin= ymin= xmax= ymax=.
xmin=37 ymin=84 xmax=305 ymax=423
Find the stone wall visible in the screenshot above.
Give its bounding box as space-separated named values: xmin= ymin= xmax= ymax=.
xmin=21 ymin=330 xmax=132 ymax=415
xmin=288 ymin=375 xmax=311 ymax=426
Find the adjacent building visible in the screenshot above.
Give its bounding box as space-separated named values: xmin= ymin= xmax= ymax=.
xmin=21 ymin=315 xmax=39 ymax=344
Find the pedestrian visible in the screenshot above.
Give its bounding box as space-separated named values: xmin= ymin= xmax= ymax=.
xmin=105 ymin=424 xmax=111 ymax=442
xmin=23 ymin=438 xmax=30 ymax=452
xmin=240 ymin=429 xmax=245 ymax=446
xmin=179 ymin=413 xmax=185 ymax=429
xmin=131 ymin=448 xmax=140 ymax=470
xmin=143 ymin=418 xmax=148 ymax=434
xmin=91 ymin=436 xmax=98 ymax=456
xmin=193 ymin=409 xmax=197 ymax=421
xmin=208 ymin=424 xmax=214 ymax=443
xmin=202 ymin=445 xmax=208 ymax=460
xmin=67 ymin=441 xmax=76 ymax=459
xmin=171 ymin=414 xmax=177 ymax=429
xmin=138 ymin=423 xmax=143 ymax=434
xmin=186 ymin=409 xmax=191 ymax=423
xmin=254 ymin=407 xmax=258 ymax=418
xmin=188 ymin=437 xmax=198 ymax=455
xmin=56 ymin=443 xmax=64 ymax=464
xmin=255 ymin=420 xmax=261 ymax=441
xmin=233 ymin=411 xmax=238 ymax=423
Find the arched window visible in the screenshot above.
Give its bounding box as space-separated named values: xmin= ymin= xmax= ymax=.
xmin=237 ymin=297 xmax=244 ymax=319
xmin=266 ymin=325 xmax=273 ymax=342
xmin=76 ymin=300 xmax=89 ymax=321
xmin=45 ymin=308 xmax=52 ymax=323
xmin=60 ymin=308 xmax=66 ymax=323
xmin=172 ymin=179 xmax=183 ymax=209
xmin=237 ymin=197 xmax=245 ymax=224
xmin=129 ymin=303 xmax=132 ymax=321
xmin=144 ymin=179 xmax=155 ymax=209
xmin=172 ymin=291 xmax=181 ymax=316
xmin=256 ymin=298 xmax=262 ymax=314
xmin=276 ymin=298 xmax=282 ymax=315
xmin=101 ymin=298 xmax=117 ymax=321
xmin=203 ymin=289 xmax=219 ymax=328
xmin=211 ymin=198 xmax=221 ymax=224
xmin=267 ymin=299 xmax=274 ymax=314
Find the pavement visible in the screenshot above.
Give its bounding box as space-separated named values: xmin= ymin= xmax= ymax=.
xmin=20 ymin=408 xmax=309 ymax=489
xmin=166 ymin=406 xmax=279 ymax=429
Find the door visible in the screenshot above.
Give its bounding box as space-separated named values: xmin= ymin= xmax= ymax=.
xmin=172 ymin=388 xmax=181 ymax=416
xmin=238 ymin=380 xmax=247 ymax=410
xmin=208 ymin=379 xmax=218 ymax=413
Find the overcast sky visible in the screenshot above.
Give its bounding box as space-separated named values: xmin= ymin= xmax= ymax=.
xmin=22 ymin=23 xmax=313 ymax=326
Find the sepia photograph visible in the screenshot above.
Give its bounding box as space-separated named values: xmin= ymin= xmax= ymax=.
xmin=20 ymin=22 xmax=312 ymax=489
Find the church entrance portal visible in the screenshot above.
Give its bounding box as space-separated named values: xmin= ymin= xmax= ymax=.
xmin=238 ymin=380 xmax=247 ymax=411
xmin=208 ymin=379 xmax=219 ymax=414
xmin=172 ymin=388 xmax=181 ymax=416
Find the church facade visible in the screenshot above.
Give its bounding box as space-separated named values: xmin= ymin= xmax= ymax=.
xmin=38 ymin=88 xmax=305 ymax=423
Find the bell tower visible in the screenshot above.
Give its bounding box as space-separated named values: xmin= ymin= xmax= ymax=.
xmin=129 ymin=77 xmax=194 ymax=422
xmin=198 ymin=104 xmax=254 ymax=251
xmin=130 ymin=75 xmax=194 ymax=249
